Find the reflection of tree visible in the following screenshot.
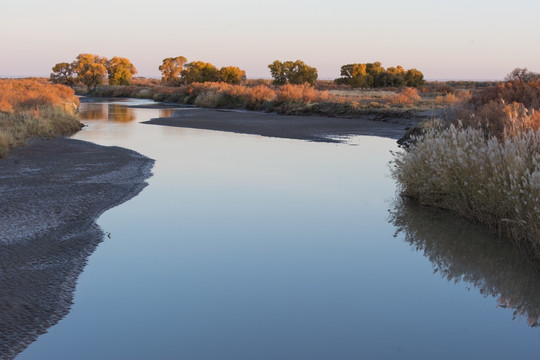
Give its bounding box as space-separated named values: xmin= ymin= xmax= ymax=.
xmin=158 ymin=109 xmax=175 ymax=118
xmin=78 ymin=103 xmax=107 ymax=121
xmin=389 ymin=198 xmax=540 ymax=328
xmin=108 ymin=104 xmax=136 ymax=122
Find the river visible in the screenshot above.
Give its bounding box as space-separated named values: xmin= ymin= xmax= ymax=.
xmin=17 ymin=99 xmax=540 ymax=359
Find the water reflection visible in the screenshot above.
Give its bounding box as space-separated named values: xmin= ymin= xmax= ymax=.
xmin=389 ymin=197 xmax=540 ymax=327
xmin=78 ymin=103 xmax=175 ymax=123
xmin=0 ymin=224 xmax=103 ymax=359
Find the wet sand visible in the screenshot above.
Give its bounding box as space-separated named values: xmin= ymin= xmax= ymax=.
xmin=0 ymin=138 xmax=154 ymax=359
xmin=142 ymin=108 xmax=421 ymax=142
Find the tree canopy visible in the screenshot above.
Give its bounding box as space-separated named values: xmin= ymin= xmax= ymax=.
xmin=159 ymin=56 xmax=187 ymax=85
xmin=107 ymin=57 xmax=137 ymax=85
xmin=336 ymin=62 xmax=424 ymax=88
xmin=51 ymin=54 xmax=139 ymax=89
xmin=50 ymin=62 xmax=76 ymax=86
xmin=218 ymin=66 xmax=247 ymax=84
xmin=71 ymin=54 xmax=108 ymax=90
xmin=181 ymin=61 xmax=219 ymax=84
xmin=268 ymin=60 xmax=318 ymax=86
xmin=505 ymin=68 xmax=540 ymax=83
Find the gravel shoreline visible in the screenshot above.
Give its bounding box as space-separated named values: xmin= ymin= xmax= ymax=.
xmin=0 ymin=137 xmax=154 ymax=359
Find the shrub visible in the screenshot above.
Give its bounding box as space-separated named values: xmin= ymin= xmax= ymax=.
xmin=392 ymin=123 xmax=540 ymax=259
xmin=471 ymin=80 xmax=540 ymax=109
xmin=386 ymin=87 xmax=421 ymax=106
xmin=194 ymin=92 xmax=224 ymax=108
xmin=244 ymin=85 xmax=276 ymax=109
xmin=0 ymin=79 xmax=81 ymax=156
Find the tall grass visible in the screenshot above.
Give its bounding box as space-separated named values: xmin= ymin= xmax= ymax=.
xmin=0 ymin=79 xmax=82 ymax=157
xmin=393 ymin=76 xmax=540 ymax=260
xmin=89 ymin=82 xmax=441 ymax=117
xmin=392 ymin=122 xmax=540 ymax=259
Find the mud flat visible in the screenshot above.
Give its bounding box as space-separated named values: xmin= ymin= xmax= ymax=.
xmin=142 ymin=107 xmax=420 ymax=142
xmin=0 ymin=138 xmax=154 ymax=359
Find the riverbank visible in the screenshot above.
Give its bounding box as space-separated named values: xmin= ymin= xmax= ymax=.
xmin=0 ymin=79 xmax=82 ymax=157
xmin=142 ymin=107 xmax=424 ymax=142
xmin=0 ymin=137 xmax=154 ymax=359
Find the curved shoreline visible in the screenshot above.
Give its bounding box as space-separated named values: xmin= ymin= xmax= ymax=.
xmin=0 ymin=137 xmax=154 ymax=359
xmin=142 ymin=107 xmax=420 ymax=142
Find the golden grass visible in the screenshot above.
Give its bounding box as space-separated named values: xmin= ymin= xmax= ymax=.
xmin=0 ymin=79 xmax=82 ymax=157
xmin=392 ymin=121 xmax=540 ymax=260
xmin=91 ymin=81 xmax=457 ymax=113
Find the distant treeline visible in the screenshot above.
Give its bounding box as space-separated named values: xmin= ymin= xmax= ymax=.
xmin=335 ymin=62 xmax=424 ymax=88
xmin=51 ymin=54 xmax=426 ymax=89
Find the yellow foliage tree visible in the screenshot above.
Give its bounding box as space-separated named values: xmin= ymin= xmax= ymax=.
xmin=159 ymin=56 xmax=187 ymax=85
xmin=182 ymin=61 xmax=219 ymax=84
xmin=218 ymin=66 xmax=246 ymax=84
xmin=107 ymin=57 xmax=137 ymax=86
xmin=72 ymin=54 xmax=108 ymax=90
xmin=50 ymin=62 xmax=76 ymax=86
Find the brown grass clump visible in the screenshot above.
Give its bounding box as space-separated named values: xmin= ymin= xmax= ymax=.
xmin=0 ymin=79 xmax=82 ymax=157
xmin=275 ymin=84 xmax=330 ymax=103
xmin=457 ymin=101 xmax=540 ymax=140
xmin=392 ymin=124 xmax=540 ymax=259
xmin=386 ymin=87 xmax=421 ymax=106
xmin=471 ymin=80 xmax=540 ymax=109
xmin=393 ymin=78 xmax=540 ymax=260
xmin=244 ymin=85 xmax=276 ymax=108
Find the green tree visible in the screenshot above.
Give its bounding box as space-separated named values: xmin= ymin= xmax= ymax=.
xmin=218 ymin=66 xmax=247 ymax=84
xmin=159 ymin=56 xmax=187 ymax=85
xmin=268 ymin=60 xmax=287 ymax=85
xmin=181 ymin=61 xmax=219 ymax=84
xmin=72 ymin=54 xmax=108 ymax=90
xmin=50 ymin=62 xmax=76 ymax=85
xmin=268 ymin=60 xmax=318 ymax=86
xmin=336 ymin=63 xmax=371 ymax=88
xmin=107 ymin=57 xmax=137 ymax=85
xmin=404 ymin=68 xmax=425 ymax=87
xmin=374 ymin=71 xmax=404 ymax=87
xmin=336 ymin=62 xmax=422 ymax=88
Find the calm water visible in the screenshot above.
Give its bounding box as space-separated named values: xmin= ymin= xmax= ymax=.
xmin=18 ymin=99 xmax=540 ymax=359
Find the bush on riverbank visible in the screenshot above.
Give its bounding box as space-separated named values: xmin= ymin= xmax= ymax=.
xmin=0 ymin=79 xmax=82 ymax=157
xmin=392 ymin=120 xmax=540 ymax=259
xmin=88 ymin=81 xmax=436 ymax=119
xmin=393 ymin=71 xmax=540 ymax=260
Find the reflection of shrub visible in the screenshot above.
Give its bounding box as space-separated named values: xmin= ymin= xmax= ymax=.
xmin=389 ymin=198 xmax=540 ymax=328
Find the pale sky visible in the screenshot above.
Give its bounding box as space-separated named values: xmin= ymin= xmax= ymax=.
xmin=1 ymin=0 xmax=539 ymax=80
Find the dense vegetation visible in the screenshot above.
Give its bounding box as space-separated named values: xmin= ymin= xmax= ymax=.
xmin=268 ymin=60 xmax=318 ymax=86
xmin=51 ymin=54 xmax=137 ymax=89
xmin=392 ymin=68 xmax=540 ymax=260
xmin=0 ymin=79 xmax=82 ymax=157
xmin=158 ymin=56 xmax=246 ymax=85
xmin=335 ymin=62 xmax=424 ymax=88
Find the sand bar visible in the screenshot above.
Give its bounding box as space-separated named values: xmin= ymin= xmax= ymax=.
xmin=142 ymin=107 xmax=422 ymax=142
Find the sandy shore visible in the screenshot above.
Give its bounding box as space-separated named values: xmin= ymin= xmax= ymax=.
xmin=142 ymin=107 xmax=422 ymax=142
xmin=0 ymin=138 xmax=154 ymax=359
